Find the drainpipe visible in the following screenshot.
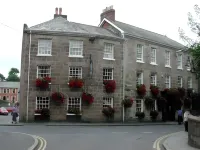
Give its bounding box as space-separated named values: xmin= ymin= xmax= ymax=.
xmin=26 ymin=30 xmax=31 ymax=122
xmin=122 ymin=34 xmax=125 ymax=123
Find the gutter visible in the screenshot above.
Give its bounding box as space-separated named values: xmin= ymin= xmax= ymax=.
xmin=26 ymin=30 xmax=31 ymax=122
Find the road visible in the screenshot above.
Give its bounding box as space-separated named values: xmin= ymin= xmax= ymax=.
xmin=0 ymin=124 xmax=183 ymax=150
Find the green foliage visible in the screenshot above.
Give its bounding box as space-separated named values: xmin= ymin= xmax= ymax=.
xmin=6 ymin=68 xmax=20 ymax=82
xmin=0 ymin=73 xmax=5 ymax=81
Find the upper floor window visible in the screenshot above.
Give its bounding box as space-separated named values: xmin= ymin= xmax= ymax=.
xmin=38 ymin=39 xmax=52 ymax=56
xmin=150 ymin=48 xmax=157 ymax=64
xmin=165 ymin=75 xmax=171 ymax=88
xmin=177 ymin=53 xmax=183 ymax=69
xmin=165 ymin=51 xmax=171 ymax=67
xmin=69 ymin=40 xmax=83 ymax=57
xmin=13 ymin=89 xmax=15 ymax=93
xmin=103 ymin=68 xmax=113 ymax=80
xmin=136 ymin=44 xmax=144 ymax=62
xmin=37 ymin=66 xmax=51 ymax=78
xmin=104 ymin=43 xmax=114 ymax=59
xmin=7 ymin=89 xmax=9 ymax=93
xmin=103 ymin=97 xmax=113 ymax=108
xmin=3 ymin=89 xmax=6 ymax=93
xmin=187 ymin=77 xmax=192 ymax=88
xmin=69 ymin=67 xmax=82 ymax=78
xmin=136 ymin=72 xmax=143 ymax=85
xmin=187 ymin=56 xmax=191 ymax=71
xmin=177 ymin=76 xmax=183 ymax=87
xmin=150 ymin=74 xmax=157 ymax=86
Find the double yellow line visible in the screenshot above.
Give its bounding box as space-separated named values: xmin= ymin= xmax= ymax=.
xmin=36 ymin=136 xmax=47 ymax=150
xmin=153 ymin=131 xmax=182 ymax=150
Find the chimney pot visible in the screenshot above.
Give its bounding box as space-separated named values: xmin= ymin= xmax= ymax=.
xmin=100 ymin=5 xmax=115 ymax=22
xmin=55 ymin=7 xmax=58 ymax=15
xmin=59 ymin=8 xmax=62 ymax=15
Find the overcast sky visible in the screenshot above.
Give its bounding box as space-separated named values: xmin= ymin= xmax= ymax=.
xmin=0 ymin=0 xmax=199 ymax=77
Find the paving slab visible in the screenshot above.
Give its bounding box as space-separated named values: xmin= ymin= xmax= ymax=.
xmin=163 ymin=131 xmax=199 ymax=150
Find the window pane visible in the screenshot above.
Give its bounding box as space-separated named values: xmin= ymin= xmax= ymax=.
xmin=69 ymin=41 xmax=83 ymax=56
xmin=69 ymin=67 xmax=82 ymax=78
xmin=103 ymin=68 xmax=113 ymax=80
xmin=37 ymin=66 xmax=51 ymax=78
xmin=38 ymin=40 xmax=52 ymax=55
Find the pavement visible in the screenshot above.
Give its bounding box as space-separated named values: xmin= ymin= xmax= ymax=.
xmin=162 ymin=131 xmax=199 ymax=150
xmin=0 ymin=124 xmax=183 ymax=150
xmin=0 ymin=132 xmax=35 ymax=150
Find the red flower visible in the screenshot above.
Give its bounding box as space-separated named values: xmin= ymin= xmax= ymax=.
xmin=103 ymin=80 xmax=116 ymax=93
xmin=69 ymin=78 xmax=84 ymax=88
xmin=150 ymin=85 xmax=160 ymax=96
xmin=35 ymin=77 xmax=51 ymax=89
xmin=122 ymin=97 xmax=134 ymax=108
xmin=51 ymin=92 xmax=65 ymax=104
xmin=82 ymin=92 xmax=94 ymax=105
xmin=137 ymin=84 xmax=146 ymax=96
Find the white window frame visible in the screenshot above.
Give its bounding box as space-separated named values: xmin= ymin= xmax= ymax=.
xmin=103 ymin=43 xmax=114 ymax=60
xmin=136 ymin=44 xmax=144 ymax=62
xmin=103 ymin=97 xmax=113 ymax=108
xmin=37 ymin=66 xmax=51 ymax=78
xmin=150 ymin=74 xmax=157 ymax=86
xmin=150 ymin=48 xmax=157 ymax=64
xmin=69 ymin=67 xmax=82 ymax=79
xmin=165 ymin=75 xmax=171 ymax=88
xmin=37 ymin=39 xmax=52 ymax=56
xmin=136 ymin=99 xmax=144 ymax=112
xmin=187 ymin=77 xmax=192 ymax=88
xmin=165 ymin=51 xmax=171 ymax=67
xmin=177 ymin=53 xmax=183 ymax=69
xmin=67 ymin=97 xmax=82 ymax=114
xmin=187 ymin=56 xmax=191 ymax=71
xmin=150 ymin=100 xmax=157 ymax=111
xmin=35 ymin=97 xmax=50 ymax=110
xmin=177 ymin=76 xmax=183 ymax=88
xmin=69 ymin=40 xmax=83 ymax=57
xmin=103 ymin=68 xmax=113 ymax=80
xmin=136 ymin=72 xmax=143 ymax=85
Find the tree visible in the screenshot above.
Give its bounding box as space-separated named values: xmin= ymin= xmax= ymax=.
xmin=6 ymin=68 xmax=20 ymax=82
xmin=0 ymin=73 xmax=5 ymax=81
xmin=179 ymin=5 xmax=200 ymax=78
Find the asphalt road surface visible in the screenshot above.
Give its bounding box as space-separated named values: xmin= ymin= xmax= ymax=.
xmin=0 ymin=124 xmax=184 ymax=150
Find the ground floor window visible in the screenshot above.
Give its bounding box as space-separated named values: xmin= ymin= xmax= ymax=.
xmin=150 ymin=101 xmax=157 ymax=111
xmin=67 ymin=97 xmax=81 ymax=112
xmin=136 ymin=99 xmax=144 ymax=112
xmin=36 ymin=97 xmax=50 ymax=110
xmin=103 ymin=97 xmax=113 ymax=108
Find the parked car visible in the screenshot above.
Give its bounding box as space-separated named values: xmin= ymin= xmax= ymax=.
xmin=5 ymin=107 xmax=13 ymax=113
xmin=0 ymin=107 xmax=9 ymax=115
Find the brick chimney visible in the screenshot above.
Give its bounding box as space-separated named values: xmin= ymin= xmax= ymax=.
xmin=100 ymin=5 xmax=115 ymax=22
xmin=54 ymin=7 xmax=67 ymax=19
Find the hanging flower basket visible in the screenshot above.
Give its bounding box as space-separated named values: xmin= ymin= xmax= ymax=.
xmin=150 ymin=85 xmax=159 ymax=97
xmin=136 ymin=84 xmax=146 ymax=96
xmin=51 ymin=92 xmax=65 ymax=105
xmin=145 ymin=96 xmax=155 ymax=109
xmin=103 ymin=80 xmax=116 ymax=93
xmin=102 ymin=106 xmax=115 ymax=119
xmin=68 ymin=78 xmax=84 ymax=89
xmin=35 ymin=76 xmax=51 ymax=89
xmin=82 ymin=92 xmax=94 ymax=105
xmin=122 ymin=97 xmax=134 ymax=108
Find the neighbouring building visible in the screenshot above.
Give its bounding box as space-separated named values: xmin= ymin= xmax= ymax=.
xmin=0 ymin=82 xmax=20 ymax=103
xmin=19 ymin=8 xmax=124 ymax=122
xmin=99 ymin=6 xmax=197 ymax=120
xmin=20 ymin=6 xmax=198 ymax=122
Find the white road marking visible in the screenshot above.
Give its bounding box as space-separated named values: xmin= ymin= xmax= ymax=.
xmin=142 ymin=132 xmax=153 ymax=134
xmin=112 ymin=132 xmax=128 ymax=134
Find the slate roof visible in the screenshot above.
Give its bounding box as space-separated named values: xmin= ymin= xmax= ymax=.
xmin=28 ymin=17 xmax=120 ymax=39
xmin=109 ymin=20 xmax=185 ymax=49
xmin=0 ymin=82 xmax=20 ymax=88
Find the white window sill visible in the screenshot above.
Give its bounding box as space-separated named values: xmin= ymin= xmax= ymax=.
xmin=136 ymin=60 xmax=145 ymax=63
xmin=150 ymin=63 xmax=158 ymax=66
xmin=187 ymin=69 xmax=191 ymax=71
xmin=68 ymin=55 xmax=84 ymax=58
xmin=177 ymin=68 xmax=183 ymax=70
xmin=103 ymin=58 xmax=115 ymax=61
xmin=165 ymin=65 xmax=172 ymax=68
xmin=36 ymin=54 xmax=52 ymax=56
xmin=66 ymin=113 xmax=82 ymax=115
xmin=34 ymin=113 xmax=41 ymax=116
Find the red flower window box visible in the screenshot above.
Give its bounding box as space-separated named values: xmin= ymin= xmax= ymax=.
xmin=137 ymin=84 xmax=146 ymax=96
xmin=82 ymin=92 xmax=94 ymax=105
xmin=150 ymin=85 xmax=160 ymax=97
xmin=35 ymin=76 xmax=51 ymax=89
xmin=103 ymin=80 xmax=116 ymax=93
xmin=51 ymin=92 xmax=65 ymax=104
xmin=68 ymin=78 xmax=84 ymax=89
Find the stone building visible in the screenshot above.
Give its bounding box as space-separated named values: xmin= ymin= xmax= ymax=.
xmin=0 ymin=82 xmax=20 ymax=103
xmin=20 ymin=6 xmax=197 ymax=122
xmin=19 ymin=8 xmax=124 ymax=122
xmin=99 ymin=6 xmax=197 ymax=120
